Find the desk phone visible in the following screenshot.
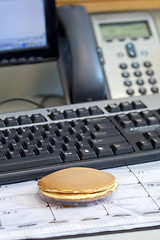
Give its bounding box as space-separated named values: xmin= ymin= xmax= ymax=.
xmin=91 ymin=12 xmax=160 ymax=99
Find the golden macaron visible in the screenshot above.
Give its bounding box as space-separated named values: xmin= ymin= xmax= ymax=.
xmin=38 ymin=167 xmax=117 ymax=201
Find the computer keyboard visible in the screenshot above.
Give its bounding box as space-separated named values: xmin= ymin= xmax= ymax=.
xmin=1 ymin=94 xmax=160 ymax=184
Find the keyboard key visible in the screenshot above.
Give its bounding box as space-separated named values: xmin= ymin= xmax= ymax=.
xmin=132 ymin=100 xmax=146 ymax=109
xmin=141 ymin=110 xmax=153 ymax=118
xmin=133 ymin=118 xmax=147 ymax=127
xmin=4 ymin=117 xmax=19 ymax=127
xmin=143 ymin=131 xmax=158 ymax=140
xmin=106 ymin=104 xmax=121 ymax=113
xmin=84 ymin=117 xmax=109 ymax=125
xmin=20 ymin=148 xmax=34 ymax=158
xmin=95 ymin=122 xmax=115 ymax=131
xmin=77 ymin=132 xmax=91 ymax=141
xmin=49 ymin=110 xmax=64 ymax=120
xmin=0 ymin=119 xmax=6 ymax=128
xmin=136 ymin=140 xmax=153 ymax=150
xmin=111 ymin=142 xmax=134 ymax=154
xmin=94 ymin=146 xmax=113 ymax=157
xmin=18 ymin=115 xmax=32 ymax=125
xmin=60 ymin=150 xmax=80 ymax=162
xmin=115 ymin=114 xmax=129 ymax=121
xmin=31 ymin=114 xmax=46 ymax=123
xmin=88 ymin=106 xmax=103 ymax=115
xmin=150 ymin=138 xmax=160 ymax=149
xmin=119 ymin=102 xmax=133 ymax=111
xmin=90 ymin=135 xmax=126 ymax=147
xmin=78 ymin=148 xmax=97 ymax=160
xmin=119 ymin=119 xmax=135 ymax=128
xmin=76 ymin=108 xmax=90 ymax=117
xmin=63 ymin=109 xmax=77 ymax=118
xmin=91 ymin=129 xmax=120 ymax=138
xmin=146 ymin=116 xmax=159 ymax=125
xmin=128 ymin=112 xmax=141 ymax=120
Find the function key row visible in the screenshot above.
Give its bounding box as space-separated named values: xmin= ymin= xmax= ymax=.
xmin=48 ymin=106 xmax=104 ymax=121
xmin=106 ymin=100 xmax=146 ymax=113
xmin=0 ymin=106 xmax=104 ymax=128
xmin=0 ymin=114 xmax=46 ymax=128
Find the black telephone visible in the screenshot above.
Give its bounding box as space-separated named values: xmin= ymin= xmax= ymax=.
xmin=57 ymin=5 xmax=108 ymax=104
xmin=57 ymin=5 xmax=160 ymax=103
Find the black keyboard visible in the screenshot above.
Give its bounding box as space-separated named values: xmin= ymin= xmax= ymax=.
xmin=1 ymin=94 xmax=160 ymax=184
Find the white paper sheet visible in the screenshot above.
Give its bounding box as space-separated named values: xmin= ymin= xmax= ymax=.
xmin=1 ymin=161 xmax=160 ymax=240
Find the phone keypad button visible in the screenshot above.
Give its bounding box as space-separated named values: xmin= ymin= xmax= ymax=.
xmin=124 ymin=80 xmax=132 ymax=86
xmin=122 ymin=72 xmax=130 ymax=78
xmin=131 ymin=62 xmax=140 ymax=68
xmin=136 ymin=79 xmax=144 ymax=85
xmin=151 ymin=87 xmax=159 ymax=93
xmin=144 ymin=61 xmax=152 ymax=68
xmin=119 ymin=63 xmax=127 ymax=69
xmin=134 ymin=70 xmax=142 ymax=77
xmin=146 ymin=69 xmax=154 ymax=76
xmin=139 ymin=88 xmax=147 ymax=95
xmin=148 ymin=78 xmax=156 ymax=84
xmin=126 ymin=88 xmax=134 ymax=95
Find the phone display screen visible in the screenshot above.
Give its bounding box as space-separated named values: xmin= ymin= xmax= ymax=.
xmin=100 ymin=21 xmax=151 ymax=40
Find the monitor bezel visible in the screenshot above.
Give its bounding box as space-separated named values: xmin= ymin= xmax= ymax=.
xmin=0 ymin=0 xmax=58 ymax=64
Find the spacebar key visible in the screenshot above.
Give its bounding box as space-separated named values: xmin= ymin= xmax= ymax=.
xmin=90 ymin=135 xmax=126 ymax=147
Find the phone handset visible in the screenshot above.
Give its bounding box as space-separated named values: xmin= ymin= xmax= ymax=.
xmin=57 ymin=5 xmax=106 ymax=103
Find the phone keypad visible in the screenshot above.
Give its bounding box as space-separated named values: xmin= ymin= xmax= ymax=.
xmin=119 ymin=60 xmax=159 ymax=96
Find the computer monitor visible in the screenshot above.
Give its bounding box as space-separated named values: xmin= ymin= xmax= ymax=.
xmin=0 ymin=0 xmax=58 ymax=66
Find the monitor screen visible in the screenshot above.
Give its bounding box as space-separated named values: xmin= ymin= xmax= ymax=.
xmin=0 ymin=0 xmax=58 ymax=65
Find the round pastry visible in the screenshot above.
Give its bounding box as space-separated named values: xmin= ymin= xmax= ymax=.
xmin=38 ymin=167 xmax=117 ymax=202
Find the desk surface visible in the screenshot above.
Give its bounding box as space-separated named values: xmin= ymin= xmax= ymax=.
xmin=1 ymin=159 xmax=160 ymax=239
